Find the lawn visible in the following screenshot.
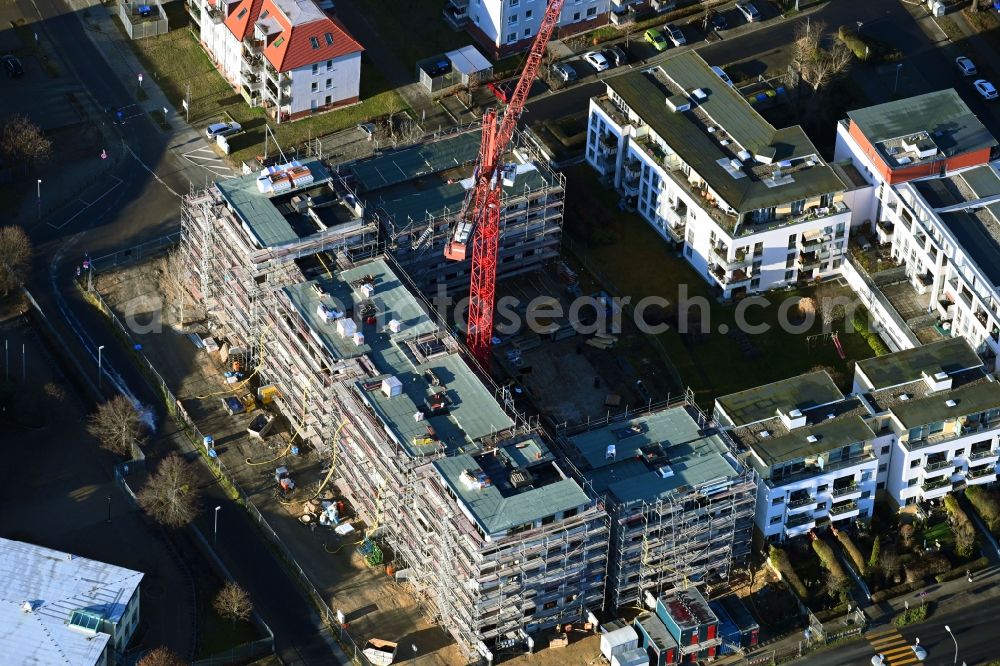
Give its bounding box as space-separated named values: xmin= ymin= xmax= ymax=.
xmin=354 ymin=0 xmax=473 ymax=67
xmin=562 ymin=166 xmax=875 ymax=407
xmin=123 ymin=16 xmax=408 ymax=166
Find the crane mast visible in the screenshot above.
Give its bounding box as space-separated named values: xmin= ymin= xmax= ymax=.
xmin=444 ymin=0 xmax=566 ymax=368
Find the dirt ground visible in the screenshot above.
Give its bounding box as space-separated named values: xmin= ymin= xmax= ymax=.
xmin=94 ymin=262 xmax=468 ymax=665
xmin=0 ymin=308 xmax=199 ymax=659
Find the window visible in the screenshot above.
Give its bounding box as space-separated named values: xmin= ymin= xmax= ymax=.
xmin=750 ymin=277 xmax=760 ymax=288
xmin=236 ymin=7 xmax=247 ymax=18
xmin=772 ymin=496 xmax=784 ymax=506
xmin=325 ymin=32 xmax=334 ymax=46
xmin=506 ymin=32 xmax=517 ymax=42
xmin=573 ymin=11 xmax=580 ymax=20
xmin=785 ymin=254 xmax=796 ymax=268
xmin=525 ymin=9 xmax=532 ymax=18
xmin=910 ymin=460 xmax=920 ymax=468
xmin=861 ymin=490 xmax=871 ymax=499
xmin=274 ymin=36 xmax=284 ymax=47
xmin=881 ymin=445 xmax=890 ymax=456
xmin=312 ymin=63 xmax=319 ymax=75
xmin=586 ymin=5 xmax=596 ymax=15
xmin=769 ymin=516 xmax=782 ymax=525
xmin=509 ymin=0 xmax=518 ymax=5
xmin=326 ymin=59 xmax=333 ymax=70
xmin=791 ymin=199 xmax=805 ymax=216
xmin=877 ymin=481 xmax=886 ymax=489
xmin=754 ymin=242 xmax=764 ymax=256
xmin=325 ymin=95 xmax=331 ymax=105
xmin=524 ymin=28 xmax=530 ymax=36
xmin=788 ymin=234 xmax=797 ymax=249
xmin=908 ymin=479 xmax=918 ymax=487
xmin=310 ymin=36 xmax=320 ymax=49
xmin=508 ymin=13 xmax=518 ymax=24
xmin=784 ymin=270 xmax=794 ymax=281
xmin=878 ymin=463 xmax=887 ymax=472
xmin=685 ymin=246 xmax=693 ymax=258
xmin=311 ymin=82 xmax=317 ymax=92
xmin=955 ymin=448 xmax=965 ymax=457
xmin=326 ymin=78 xmax=332 ymax=89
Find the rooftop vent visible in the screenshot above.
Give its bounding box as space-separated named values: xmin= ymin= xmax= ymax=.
xmin=666 ymin=95 xmax=691 ymax=112
xmin=945 ymin=399 xmax=957 ymax=407
xmin=606 ymin=444 xmax=617 ymax=459
xmin=388 ymin=319 xmax=403 ymax=334
xmin=900 ymin=394 xmax=911 ymax=401
xmin=656 ymin=465 xmax=674 ymax=479
xmin=510 ymin=468 xmax=534 ymax=489
xmin=20 ymin=601 xmax=32 ymax=614
xmin=359 ymin=282 xmax=375 ymax=299
xmin=691 ymin=88 xmax=708 ymax=100
xmin=780 ymin=408 xmax=808 ymax=430
xmin=806 ymin=434 xmax=819 ymax=443
xmin=759 ymin=430 xmax=771 ymax=438
xmin=336 ymin=317 xmax=358 ymax=338
xmin=923 ymin=370 xmax=953 ymax=392
xmin=827 ymin=413 xmax=836 ymax=420
xmin=754 ymin=146 xmax=777 ymax=164
xmin=381 ymin=376 xmax=402 ymax=398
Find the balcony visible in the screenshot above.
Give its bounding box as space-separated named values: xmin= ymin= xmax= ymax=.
xmin=829 ymin=500 xmax=859 ymax=519
xmin=207 ymin=7 xmax=223 ymax=23
xmin=969 ymin=449 xmax=998 ymax=462
xmin=787 ymin=495 xmax=816 ymax=510
xmin=967 ymin=465 xmax=997 ymax=482
xmin=921 ymin=477 xmax=953 ymax=499
xmin=797 ymin=251 xmax=820 ymax=270
xmin=904 ymin=417 xmax=1000 ymax=451
xmin=658 ymin=155 xmax=736 ymax=230
xmin=443 ymin=0 xmax=469 ymax=28
xmin=785 ymin=514 xmax=815 ymax=537
xmin=831 ymin=484 xmax=860 ymax=499
xmin=923 ymin=459 xmax=953 ymax=474
xmin=768 ymin=454 xmax=876 ymax=487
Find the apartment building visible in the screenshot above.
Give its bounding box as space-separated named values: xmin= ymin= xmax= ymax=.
xmin=0 ymin=538 xmax=143 ymax=666
xmin=192 ymin=0 xmax=362 ymax=120
xmin=715 ymin=372 xmax=879 ymax=542
xmin=853 ymin=338 xmax=1000 ymax=508
xmin=586 ymin=52 xmax=851 ymax=299
xmin=335 ymin=127 xmax=565 ymax=296
xmin=445 ymin=0 xmax=609 ymax=57
xmin=559 ymin=397 xmax=755 ymax=610
xmin=834 ymin=90 xmax=996 ymax=191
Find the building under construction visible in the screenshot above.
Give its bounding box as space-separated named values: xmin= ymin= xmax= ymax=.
xmin=330 ymin=126 xmax=566 ymax=296
xmin=558 ymin=397 xmax=756 ymax=611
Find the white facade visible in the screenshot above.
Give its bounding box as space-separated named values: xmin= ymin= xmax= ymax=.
xmin=284 ymin=52 xmax=361 ymax=116
xmin=468 ymin=0 xmax=608 ymax=47
xmin=587 ymin=94 xmax=851 ymax=299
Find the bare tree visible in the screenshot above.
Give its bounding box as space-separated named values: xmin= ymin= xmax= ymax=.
xmin=0 ymin=226 xmax=31 ymax=297
xmin=137 ymin=453 xmax=199 ymax=528
xmin=157 ymin=250 xmax=201 ymax=327
xmin=87 ymin=394 xmax=147 ymax=456
xmin=1 ymin=114 xmax=52 ymax=175
xmin=878 ymin=547 xmax=900 ymax=582
xmin=213 ymin=581 xmax=253 ymax=627
xmin=137 ymin=647 xmax=185 ymax=666
xmin=791 ymin=21 xmax=851 ymax=93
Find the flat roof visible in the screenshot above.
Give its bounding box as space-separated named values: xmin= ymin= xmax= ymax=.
xmin=716 ymin=371 xmax=844 ymax=426
xmin=564 ymin=406 xmax=743 ymax=505
xmin=348 ymin=131 xmax=480 ymax=192
xmin=856 ymin=337 xmax=982 ymax=390
xmin=433 ymin=437 xmax=590 ymax=535
xmin=891 ymin=379 xmax=1000 ymax=429
xmin=606 ymin=52 xmax=845 ymax=213
xmin=0 ymin=538 xmax=143 ymax=666
xmin=748 ymin=413 xmax=875 ymax=466
xmin=217 ymin=159 xmax=332 ymax=247
xmin=283 ymin=258 xmax=439 ymax=363
xmin=847 ymin=90 xmax=996 ymax=162
xmin=635 ymin=613 xmax=679 ymax=652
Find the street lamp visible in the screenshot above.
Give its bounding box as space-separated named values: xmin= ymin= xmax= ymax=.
xmin=945 ymin=625 xmax=958 ymax=664
xmin=36 ymin=179 xmax=41 ymax=219
xmin=214 ymin=505 xmax=221 ymax=543
xmin=97 ymin=345 xmax=105 ymax=390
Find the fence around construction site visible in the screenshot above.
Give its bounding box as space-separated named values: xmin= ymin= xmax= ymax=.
xmin=86 ymin=279 xmax=375 ymax=666
xmin=89 ymin=231 xmax=181 ymax=272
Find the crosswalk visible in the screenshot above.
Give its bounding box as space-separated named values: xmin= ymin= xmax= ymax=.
xmin=865 ymin=626 xmax=920 ymax=665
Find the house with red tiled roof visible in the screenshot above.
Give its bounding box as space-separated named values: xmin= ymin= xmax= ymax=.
xmin=190 ymin=0 xmax=363 ymax=121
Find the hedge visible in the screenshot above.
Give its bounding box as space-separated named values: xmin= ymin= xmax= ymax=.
xmin=870 ymin=580 xmax=921 ymax=603
xmin=868 ymin=535 xmax=881 ymax=571
xmin=769 ymin=545 xmax=808 ymax=599
xmin=943 ymin=494 xmax=978 ymax=558
xmin=814 ymin=602 xmax=850 ymax=623
xmin=935 ymin=555 xmax=989 ymax=583
xmin=835 ymin=530 xmax=867 ymax=575
xmin=852 ymin=313 xmax=889 ymax=356
xmin=966 ymin=485 xmax=1000 ymax=535
xmin=837 ymin=25 xmax=869 ymax=61
xmin=812 ymin=538 xmax=848 ymax=582
xmin=837 ymin=25 xmax=904 ymax=64
xmin=893 ymin=604 xmax=928 ymax=628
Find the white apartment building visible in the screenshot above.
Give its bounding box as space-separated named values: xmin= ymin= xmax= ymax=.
xmin=586 ymin=52 xmax=852 ymax=300
xmin=0 ymin=538 xmax=144 ymax=666
xmin=445 ymin=0 xmax=609 ymax=57
xmin=194 ymin=0 xmax=362 ymax=121
xmin=715 ymin=372 xmax=879 ymax=542
xmin=854 ymin=338 xmax=1000 ymax=508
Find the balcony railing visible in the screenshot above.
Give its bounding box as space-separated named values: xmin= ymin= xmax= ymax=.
xmin=969 ymin=449 xmax=998 ymax=461
xmin=830 ymin=500 xmax=859 ymax=516
xmin=905 ymin=417 xmax=1000 ymax=451
xmin=831 ymin=484 xmax=859 ymax=498
xmin=768 ymin=454 xmax=876 ymax=487
xmin=924 ymin=459 xmax=953 ymax=472
xmin=787 ymin=495 xmax=816 ymax=509
xmin=922 ymin=477 xmax=952 ymax=492
xmin=968 ymin=466 xmax=997 ymax=479
xmin=786 ymin=513 xmax=815 ymax=528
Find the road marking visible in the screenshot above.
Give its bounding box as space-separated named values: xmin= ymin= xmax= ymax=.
xmin=181 ymin=146 xmax=235 ymax=178
xmin=864 ymin=626 xmax=918 ymax=666
xmin=47 ymin=176 xmax=124 ymax=230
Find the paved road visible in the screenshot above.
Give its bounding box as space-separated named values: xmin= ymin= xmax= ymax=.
xmin=798 ymin=599 xmax=995 ymax=665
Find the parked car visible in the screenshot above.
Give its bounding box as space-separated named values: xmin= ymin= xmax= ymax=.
xmin=205 ymin=121 xmax=242 ymax=138
xmin=551 ymin=62 xmax=577 ymax=83
xmin=583 ymin=51 xmax=609 ymax=72
xmin=736 ymin=1 xmax=760 ymax=22
xmin=645 ymin=28 xmax=669 ymax=52
xmin=955 ymin=56 xmax=977 ymax=77
xmin=664 ymin=23 xmax=686 ymax=47
xmin=974 ymin=79 xmax=998 ymax=100
xmin=2 ymin=55 xmax=23 ymax=79
xmin=711 ymin=65 xmax=733 ymax=87
xmin=707 ymin=10 xmax=728 ymax=31
xmin=604 ymin=45 xmax=628 ymax=67
xmin=357 ymin=122 xmax=376 ymax=139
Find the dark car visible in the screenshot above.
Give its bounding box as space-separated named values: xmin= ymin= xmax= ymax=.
xmin=707 ymin=10 xmax=728 ymax=31
xmin=3 ymin=56 xmax=24 ymax=79
xmin=603 ymin=45 xmax=628 ymax=68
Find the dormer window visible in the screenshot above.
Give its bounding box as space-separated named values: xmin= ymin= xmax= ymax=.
xmin=310 ymin=36 xmax=320 ymax=49
xmin=325 ymin=32 xmax=334 ymax=45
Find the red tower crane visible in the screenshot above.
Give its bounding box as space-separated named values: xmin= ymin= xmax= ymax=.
xmin=443 ymin=0 xmax=566 ymax=368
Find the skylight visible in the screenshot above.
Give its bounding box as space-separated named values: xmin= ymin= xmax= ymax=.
xmin=325 ymin=32 xmax=334 ymax=45
xmin=236 ymin=7 xmax=247 ymax=19
xmin=274 ymin=36 xmax=285 ymax=47
xmin=310 ymin=36 xmax=320 ymax=49
xmin=260 ymin=9 xmax=268 ymax=18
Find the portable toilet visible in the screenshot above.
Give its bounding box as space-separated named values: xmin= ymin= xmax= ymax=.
xmin=600 ymin=625 xmax=639 ymax=663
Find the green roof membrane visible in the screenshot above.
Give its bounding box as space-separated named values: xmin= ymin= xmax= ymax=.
xmin=349 ymin=131 xmax=480 ymax=192
xmin=565 ymin=407 xmax=742 ymax=505
xmin=716 ymin=371 xmax=843 ymax=426
xmin=217 ymin=160 xmax=331 ymax=248
xmin=751 ymin=414 xmax=875 ymax=466
xmin=606 ymin=54 xmax=845 ymax=213
xmin=846 ymin=90 xmax=996 ymax=157
xmin=856 ymin=338 xmax=982 ymax=390
xmin=434 ymin=438 xmax=590 ymax=536
xmin=891 ymin=380 xmax=1000 ymax=429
